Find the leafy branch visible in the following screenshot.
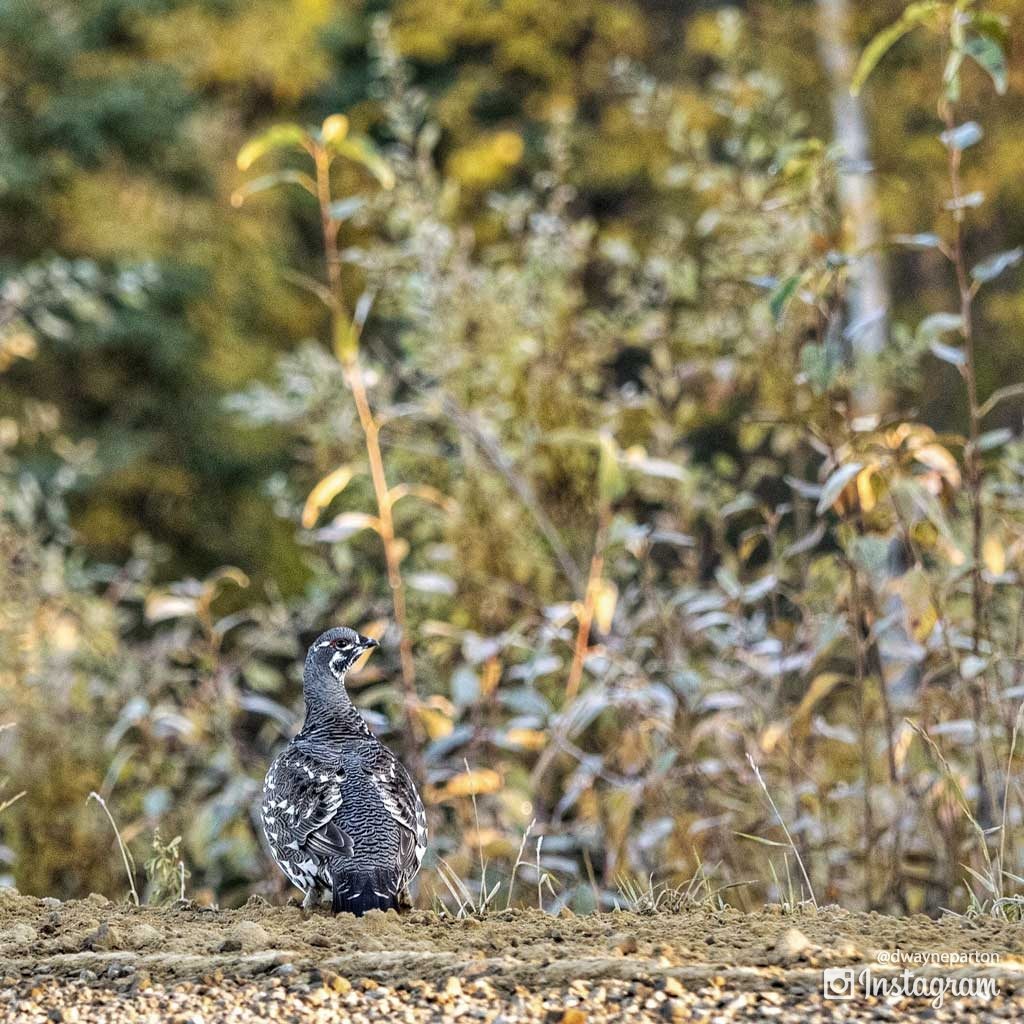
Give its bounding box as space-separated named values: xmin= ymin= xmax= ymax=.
xmin=234 ymin=113 xmax=425 ymax=756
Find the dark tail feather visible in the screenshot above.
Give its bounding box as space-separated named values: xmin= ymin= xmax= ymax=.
xmin=331 ymin=868 xmax=400 ymax=916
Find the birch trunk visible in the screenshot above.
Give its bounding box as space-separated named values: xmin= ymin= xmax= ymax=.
xmin=815 ymin=0 xmax=890 ymax=417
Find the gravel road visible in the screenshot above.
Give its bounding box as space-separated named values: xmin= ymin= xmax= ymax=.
xmin=2 ymin=889 xmax=1023 ymax=1021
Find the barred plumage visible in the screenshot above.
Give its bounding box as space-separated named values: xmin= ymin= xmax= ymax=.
xmin=261 ymin=627 xmax=427 ymax=914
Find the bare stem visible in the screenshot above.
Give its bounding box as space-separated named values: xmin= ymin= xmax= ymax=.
xmin=940 ymin=97 xmax=992 ymax=826
xmin=0 ymin=790 xmax=25 ymax=815
xmin=313 ymin=144 xmax=422 ymax=756
xmin=88 ymin=791 xmax=139 ymax=907
xmin=565 ymin=508 xmax=609 ymax=703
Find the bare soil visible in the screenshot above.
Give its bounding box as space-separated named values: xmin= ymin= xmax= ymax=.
xmin=2 ymin=888 xmax=1024 ymax=1020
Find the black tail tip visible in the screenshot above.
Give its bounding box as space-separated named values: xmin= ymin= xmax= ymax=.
xmin=331 ymin=870 xmax=400 ymax=916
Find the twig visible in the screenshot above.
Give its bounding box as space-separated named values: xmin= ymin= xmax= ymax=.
xmin=0 ymin=791 xmax=25 ymax=815
xmin=565 ymin=508 xmax=609 ymax=702
xmin=87 ymin=792 xmax=140 ymax=906
xmin=536 ymin=834 xmax=545 ymax=911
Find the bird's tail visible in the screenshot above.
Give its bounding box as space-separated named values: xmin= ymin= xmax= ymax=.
xmin=331 ymin=867 xmax=400 ymax=916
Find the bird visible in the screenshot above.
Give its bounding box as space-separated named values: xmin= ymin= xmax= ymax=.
xmin=260 ymin=626 xmax=427 ymax=915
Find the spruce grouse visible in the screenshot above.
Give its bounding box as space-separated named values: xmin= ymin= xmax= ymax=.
xmin=261 ymin=627 xmax=427 ymax=914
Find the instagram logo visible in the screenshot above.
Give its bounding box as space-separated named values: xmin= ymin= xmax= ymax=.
xmin=822 ymin=968 xmax=856 ymax=1001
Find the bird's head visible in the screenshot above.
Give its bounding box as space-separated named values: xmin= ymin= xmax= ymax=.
xmin=304 ymin=626 xmax=379 ymax=686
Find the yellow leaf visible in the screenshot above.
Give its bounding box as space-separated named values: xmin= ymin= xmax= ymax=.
xmin=760 ymin=721 xmax=788 ymax=754
xmin=437 ymin=768 xmax=502 ymax=799
xmin=739 ymin=533 xmax=763 ymax=562
xmin=591 ymin=578 xmax=618 ymax=634
xmin=914 ymin=443 xmax=961 ymax=488
xmin=492 ymin=131 xmax=524 ymax=164
xmin=415 ymin=705 xmax=453 ymax=741
xmin=321 ymin=114 xmax=349 ymax=143
xmin=897 ymin=567 xmax=938 ymax=642
xmin=856 ymin=466 xmax=877 ymax=513
xmin=301 ymin=466 xmax=355 ymax=529
xmin=983 ymin=534 xmax=1006 ymax=575
xmin=360 ymin=619 xmax=388 ymax=644
xmin=481 ymin=658 xmax=501 ymax=696
xmin=466 ymin=827 xmax=512 ymax=857
xmin=506 ymin=728 xmax=547 ymax=751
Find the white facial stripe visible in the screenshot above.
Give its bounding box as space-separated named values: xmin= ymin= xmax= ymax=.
xmin=329 ymin=650 xmax=346 ymax=677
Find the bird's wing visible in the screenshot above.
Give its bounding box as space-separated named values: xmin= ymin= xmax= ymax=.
xmin=265 ymin=743 xmax=353 ymax=859
xmin=361 ymin=745 xmax=427 ymax=878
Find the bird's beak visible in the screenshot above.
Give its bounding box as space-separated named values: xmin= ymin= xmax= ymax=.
xmin=351 ymin=635 xmax=378 ymax=672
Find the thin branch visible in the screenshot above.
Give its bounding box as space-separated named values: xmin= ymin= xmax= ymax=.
xmin=88 ymin=792 xmax=140 ymax=906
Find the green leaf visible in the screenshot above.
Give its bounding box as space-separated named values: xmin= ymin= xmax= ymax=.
xmin=963 ymin=34 xmax=1008 ymax=95
xmin=328 ymin=136 xmax=396 ymax=190
xmin=715 ymin=566 xmax=742 ymax=600
xmin=333 ymin=317 xmax=359 ymax=361
xmin=939 ymin=121 xmax=983 ymax=151
xmin=230 ymin=170 xmax=315 ymax=207
xmin=970 ymin=247 xmax=1023 ymax=284
xmin=799 ymin=341 xmax=841 ymax=395
xmin=890 ymin=233 xmax=943 ymax=249
xmin=943 ymin=48 xmax=964 ymax=102
xmin=891 ymin=478 xmax=956 ymax=543
xmin=967 ymin=11 xmax=1010 ymax=48
xmin=978 ymin=383 xmax=1024 ymax=418
xmin=313 ymin=511 xmax=379 ymax=543
xmin=236 ymin=124 xmax=308 ymax=171
xmin=944 ymin=191 xmax=984 ymax=211
xmin=328 ymin=197 xmax=367 ymax=222
xmin=851 ymin=2 xmax=945 ymax=95
xmin=976 ymin=428 xmax=1013 ymax=452
xmin=597 ymin=433 xmax=627 ymax=504
xmin=816 ymin=462 xmax=863 ymax=516
xmin=961 ymin=655 xmax=989 ymax=681
xmin=769 ymin=274 xmax=800 ymax=323
xmin=929 ymin=340 xmax=966 ymax=366
xmin=916 ymin=312 xmax=963 ymax=344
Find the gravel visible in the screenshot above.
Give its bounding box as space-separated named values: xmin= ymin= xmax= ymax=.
xmin=2 ymin=969 xmax=1023 ymax=1023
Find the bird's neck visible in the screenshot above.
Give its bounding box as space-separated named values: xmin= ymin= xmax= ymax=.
xmin=299 ymin=678 xmax=371 ymax=743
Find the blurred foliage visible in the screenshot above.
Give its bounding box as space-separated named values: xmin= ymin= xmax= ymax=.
xmin=2 ymin=0 xmax=1024 ymax=918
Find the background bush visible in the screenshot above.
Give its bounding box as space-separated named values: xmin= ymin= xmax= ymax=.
xmin=2 ymin=0 xmax=1024 ymax=917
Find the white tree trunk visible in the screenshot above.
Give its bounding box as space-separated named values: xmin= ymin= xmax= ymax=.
xmin=815 ymin=0 xmax=890 ymax=417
